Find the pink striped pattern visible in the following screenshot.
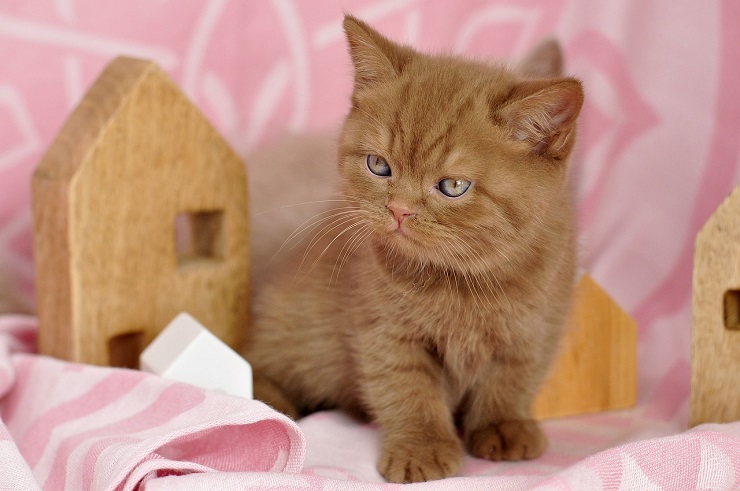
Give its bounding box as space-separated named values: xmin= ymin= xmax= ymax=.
xmin=1 ymin=1 xmax=740 ymax=489
xmin=0 ymin=316 xmax=304 ymax=490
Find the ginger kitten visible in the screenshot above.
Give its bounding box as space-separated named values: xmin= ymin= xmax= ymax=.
xmin=246 ymin=16 xmax=583 ymax=483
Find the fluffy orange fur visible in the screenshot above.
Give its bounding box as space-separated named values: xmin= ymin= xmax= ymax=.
xmin=245 ymin=16 xmax=583 ymax=483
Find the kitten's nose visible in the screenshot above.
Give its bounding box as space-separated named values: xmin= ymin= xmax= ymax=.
xmin=387 ymin=203 xmax=416 ymax=227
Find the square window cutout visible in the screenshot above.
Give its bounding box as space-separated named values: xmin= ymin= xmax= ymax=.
xmin=175 ymin=210 xmax=225 ymax=268
xmin=109 ymin=330 xmax=144 ymax=369
xmin=723 ymin=289 xmax=740 ymax=331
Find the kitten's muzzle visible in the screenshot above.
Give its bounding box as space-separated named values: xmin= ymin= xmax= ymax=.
xmin=387 ymin=203 xmax=416 ymax=230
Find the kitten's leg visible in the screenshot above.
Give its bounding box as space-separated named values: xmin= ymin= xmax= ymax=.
xmin=356 ymin=332 xmax=463 ymax=483
xmin=462 ymin=357 xmax=548 ymax=461
xmin=253 ymin=373 xmax=300 ymax=420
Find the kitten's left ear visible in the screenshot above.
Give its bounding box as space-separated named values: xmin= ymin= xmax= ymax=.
xmin=497 ymin=78 xmax=584 ymax=159
xmin=343 ymin=15 xmax=415 ymax=91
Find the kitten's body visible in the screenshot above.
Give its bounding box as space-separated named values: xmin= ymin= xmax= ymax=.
xmin=246 ymin=17 xmax=583 ymax=483
xmin=0 ymin=269 xmax=32 ymax=315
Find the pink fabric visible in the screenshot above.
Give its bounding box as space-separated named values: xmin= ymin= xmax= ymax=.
xmin=0 ymin=316 xmax=304 ymax=490
xmin=1 ymin=0 xmax=740 ymax=489
xmin=1 ymin=317 xmax=737 ymax=490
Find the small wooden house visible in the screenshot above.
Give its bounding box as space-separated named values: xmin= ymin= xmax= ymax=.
xmin=534 ymin=274 xmax=637 ymax=419
xmin=691 ymin=185 xmax=740 ymax=426
xmin=32 ymin=57 xmax=249 ymax=368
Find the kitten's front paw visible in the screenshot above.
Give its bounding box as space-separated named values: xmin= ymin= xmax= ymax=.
xmin=466 ymin=420 xmax=547 ymax=461
xmin=378 ymin=434 xmax=463 ymax=483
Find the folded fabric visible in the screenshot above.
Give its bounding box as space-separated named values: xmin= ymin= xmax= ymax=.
xmin=2 ymin=314 xmax=738 ymax=490
xmin=0 ymin=315 xmax=305 ymax=491
xmin=296 ymin=411 xmax=740 ymax=490
xmin=130 ymin=422 xmax=740 ymax=490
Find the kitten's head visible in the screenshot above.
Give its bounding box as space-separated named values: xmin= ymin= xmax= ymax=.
xmin=338 ymin=16 xmax=583 ymax=274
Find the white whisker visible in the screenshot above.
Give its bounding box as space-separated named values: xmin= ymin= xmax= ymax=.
xmin=268 ymin=207 xmax=363 ymax=265
xmin=299 ymin=214 xmax=363 ymax=269
xmin=307 ymin=220 xmax=366 ymax=275
xmin=254 ymin=198 xmax=358 ymax=216
xmin=331 ymin=225 xmax=371 ymax=285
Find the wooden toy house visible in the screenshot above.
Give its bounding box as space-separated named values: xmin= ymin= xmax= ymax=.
xmin=691 ymin=185 xmax=740 ymax=426
xmin=32 ymin=57 xmax=249 ymax=368
xmin=534 ymin=274 xmax=637 ymax=419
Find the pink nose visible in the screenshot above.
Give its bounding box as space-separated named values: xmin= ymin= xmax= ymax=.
xmin=387 ymin=203 xmax=416 ymax=227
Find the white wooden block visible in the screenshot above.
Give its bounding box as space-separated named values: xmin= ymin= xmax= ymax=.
xmin=140 ymin=312 xmax=253 ymax=399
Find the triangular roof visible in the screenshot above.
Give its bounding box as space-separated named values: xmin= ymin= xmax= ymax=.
xmin=534 ymin=274 xmax=637 ymax=419
xmin=34 ymin=58 xmax=158 ymax=182
xmin=695 ymin=185 xmax=740 ymax=247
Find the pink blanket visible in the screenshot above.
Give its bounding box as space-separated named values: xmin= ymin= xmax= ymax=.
xmin=2 ymin=315 xmax=739 ymax=489
xmin=0 ymin=315 xmax=304 ymax=490
xmin=2 ymin=0 xmax=740 ymax=489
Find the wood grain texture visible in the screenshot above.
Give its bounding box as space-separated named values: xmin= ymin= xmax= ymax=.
xmin=533 ymin=274 xmax=637 ymax=420
xmin=691 ymin=186 xmax=740 ymax=426
xmin=32 ymin=57 xmax=250 ymax=367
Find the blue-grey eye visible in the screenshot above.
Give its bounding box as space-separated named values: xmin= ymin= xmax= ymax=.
xmin=366 ymin=154 xmax=391 ymax=177
xmin=438 ymin=178 xmax=471 ymax=198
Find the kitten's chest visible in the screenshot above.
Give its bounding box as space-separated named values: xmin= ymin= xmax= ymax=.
xmin=393 ymin=286 xmax=517 ymax=372
xmin=354 ymin=254 xmax=531 ymax=372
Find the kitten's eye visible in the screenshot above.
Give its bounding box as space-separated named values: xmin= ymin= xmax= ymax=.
xmin=366 ymin=154 xmax=391 ymax=177
xmin=438 ymin=178 xmax=471 ymax=198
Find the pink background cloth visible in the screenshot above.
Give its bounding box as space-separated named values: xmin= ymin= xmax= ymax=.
xmin=1 ymin=0 xmax=739 ymax=489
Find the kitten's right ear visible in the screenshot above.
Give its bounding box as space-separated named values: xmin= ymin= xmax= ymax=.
xmin=343 ymin=15 xmax=415 ymax=90
xmin=497 ymin=78 xmax=584 ymax=159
